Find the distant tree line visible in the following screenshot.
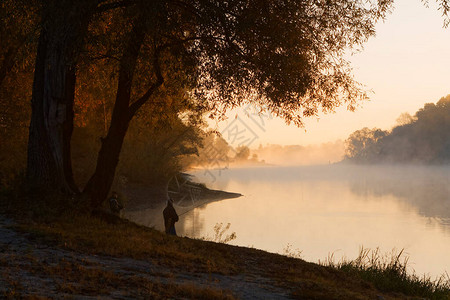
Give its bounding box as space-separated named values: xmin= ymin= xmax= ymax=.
xmin=344 ymin=95 xmax=450 ymax=164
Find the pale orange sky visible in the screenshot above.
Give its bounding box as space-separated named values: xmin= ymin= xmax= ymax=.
xmin=212 ymin=0 xmax=450 ymax=148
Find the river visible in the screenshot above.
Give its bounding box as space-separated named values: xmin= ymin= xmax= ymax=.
xmin=177 ymin=164 xmax=450 ymax=279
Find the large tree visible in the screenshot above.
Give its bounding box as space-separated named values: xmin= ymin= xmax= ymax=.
xmin=27 ymin=0 xmax=97 ymax=193
xmin=86 ymin=0 xmax=396 ymax=207
xmin=25 ymin=0 xmax=130 ymax=193
xmin=26 ymin=0 xmax=394 ymax=206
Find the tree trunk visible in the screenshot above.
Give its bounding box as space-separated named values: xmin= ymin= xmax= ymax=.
xmin=26 ymin=1 xmax=95 ymax=193
xmin=84 ymin=115 xmax=130 ymax=208
xmin=27 ymin=31 xmax=59 ymax=190
xmin=84 ymin=20 xmax=147 ymax=208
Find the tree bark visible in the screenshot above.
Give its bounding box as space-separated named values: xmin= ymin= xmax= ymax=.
xmin=26 ymin=1 xmax=96 ymax=193
xmin=27 ymin=30 xmax=58 ymax=190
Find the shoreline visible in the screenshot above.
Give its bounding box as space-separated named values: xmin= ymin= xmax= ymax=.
xmin=122 ymin=180 xmax=242 ymax=230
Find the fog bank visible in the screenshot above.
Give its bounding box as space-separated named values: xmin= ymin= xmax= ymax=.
xmin=253 ymin=140 xmax=345 ymax=166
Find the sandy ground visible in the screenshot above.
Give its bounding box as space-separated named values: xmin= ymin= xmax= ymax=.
xmin=0 ymin=214 xmax=293 ymax=299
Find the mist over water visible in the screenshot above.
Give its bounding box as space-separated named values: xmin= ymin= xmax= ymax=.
xmin=253 ymin=140 xmax=345 ymax=166
xmin=178 ymin=165 xmax=450 ymax=278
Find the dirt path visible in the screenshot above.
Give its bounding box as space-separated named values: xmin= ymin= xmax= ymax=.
xmin=0 ymin=215 xmax=292 ymax=299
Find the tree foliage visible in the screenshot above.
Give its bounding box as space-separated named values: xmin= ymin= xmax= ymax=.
xmin=423 ymin=0 xmax=450 ymax=26
xmin=182 ymin=0 xmax=393 ymax=126
xmin=2 ymin=0 xmax=395 ymax=206
xmin=0 ymin=0 xmax=38 ymax=86
xmin=234 ymin=146 xmax=251 ymax=161
xmin=0 ymin=0 xmax=39 ymax=187
xmin=345 ymin=128 xmax=388 ymax=163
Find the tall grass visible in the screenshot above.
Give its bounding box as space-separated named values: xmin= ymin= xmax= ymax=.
xmin=200 ymin=223 xmax=237 ymax=244
xmin=320 ymin=246 xmax=450 ymax=299
xmin=281 ymin=243 xmax=303 ymax=259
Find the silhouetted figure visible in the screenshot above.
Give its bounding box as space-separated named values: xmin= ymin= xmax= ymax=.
xmin=109 ymin=192 xmax=123 ymax=216
xmin=163 ymin=198 xmax=179 ymax=235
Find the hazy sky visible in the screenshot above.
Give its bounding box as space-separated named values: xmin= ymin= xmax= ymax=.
xmin=213 ymin=0 xmax=450 ymax=148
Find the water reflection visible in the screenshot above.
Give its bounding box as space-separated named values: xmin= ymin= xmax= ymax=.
xmin=345 ymin=165 xmax=450 ymax=220
xmin=177 ymin=165 xmax=450 ymax=278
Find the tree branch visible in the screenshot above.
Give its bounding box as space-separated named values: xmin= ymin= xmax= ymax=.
xmin=88 ymin=53 xmax=121 ymax=62
xmin=96 ymin=0 xmax=135 ymax=14
xmin=128 ymin=46 xmax=164 ymax=119
xmin=170 ymin=0 xmax=202 ymax=20
xmin=127 ymin=35 xmax=206 ymax=118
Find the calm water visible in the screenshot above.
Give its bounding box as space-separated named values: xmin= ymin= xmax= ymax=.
xmin=177 ymin=165 xmax=450 ymax=278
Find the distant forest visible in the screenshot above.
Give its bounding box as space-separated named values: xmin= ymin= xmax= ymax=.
xmin=344 ymin=95 xmax=450 ymax=164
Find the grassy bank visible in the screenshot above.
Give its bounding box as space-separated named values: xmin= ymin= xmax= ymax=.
xmin=1 ymin=192 xmax=449 ymax=299
xmin=321 ymin=248 xmax=450 ymax=299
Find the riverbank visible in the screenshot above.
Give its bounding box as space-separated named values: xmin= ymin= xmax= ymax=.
xmin=1 ymin=192 xmax=449 ymax=299
xmin=122 ymin=177 xmax=242 ymax=229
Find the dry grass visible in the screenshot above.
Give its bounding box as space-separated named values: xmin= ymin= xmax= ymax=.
xmin=42 ymin=259 xmax=235 ymax=299
xmin=321 ymin=247 xmax=450 ymax=299
xmin=0 ymin=235 xmax=236 ymax=299
xmin=17 ymin=212 xmax=239 ymax=275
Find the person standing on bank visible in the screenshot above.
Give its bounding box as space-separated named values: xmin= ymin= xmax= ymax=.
xmin=109 ymin=191 xmax=123 ymax=216
xmin=163 ymin=198 xmax=179 ymax=236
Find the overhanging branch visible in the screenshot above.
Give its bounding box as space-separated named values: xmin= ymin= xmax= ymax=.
xmin=128 ymin=46 xmax=164 ymax=119
xmin=96 ymin=0 xmax=135 ymax=14
xmin=127 ymin=35 xmax=206 ymax=118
